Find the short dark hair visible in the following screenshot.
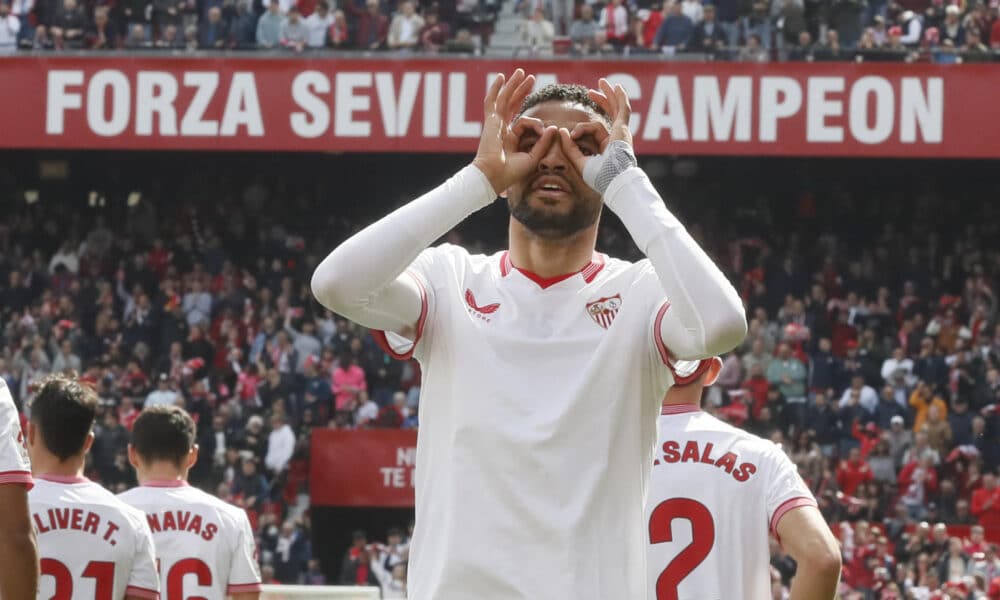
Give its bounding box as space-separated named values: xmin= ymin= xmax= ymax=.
xmin=518 ymin=84 xmax=611 ymax=126
xmin=30 ymin=375 xmax=98 ymax=461
xmin=131 ymin=405 xmax=196 ymax=466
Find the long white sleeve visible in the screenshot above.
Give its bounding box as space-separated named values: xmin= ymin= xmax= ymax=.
xmin=311 ymin=165 xmax=496 ymax=334
xmin=603 ymin=167 xmax=746 ymax=360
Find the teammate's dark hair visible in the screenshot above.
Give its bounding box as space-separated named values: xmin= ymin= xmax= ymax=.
xmin=30 ymin=374 xmax=98 ymax=461
xmin=131 ymin=405 xmax=196 ymax=466
xmin=518 ymin=84 xmax=612 ymax=126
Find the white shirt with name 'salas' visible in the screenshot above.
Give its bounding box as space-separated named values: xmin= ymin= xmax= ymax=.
xmin=118 ymin=480 xmax=262 ymax=598
xmin=374 ymin=245 xmax=678 ymax=600
xmin=30 ymin=475 xmax=160 ymax=599
xmin=0 ymin=380 xmax=31 ymax=487
xmin=646 ymin=405 xmax=816 ymax=600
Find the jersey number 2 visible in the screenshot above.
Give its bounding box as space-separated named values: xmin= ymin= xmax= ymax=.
xmin=40 ymin=558 xmax=115 ymax=600
xmin=648 ymin=498 xmax=716 ymax=600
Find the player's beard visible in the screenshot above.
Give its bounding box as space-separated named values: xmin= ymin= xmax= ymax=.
xmin=507 ymin=190 xmax=601 ymax=240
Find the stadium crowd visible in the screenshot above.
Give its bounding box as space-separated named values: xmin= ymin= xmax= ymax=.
xmin=0 ymin=153 xmax=998 ymax=598
xmin=1 ymin=0 xmax=999 ymax=60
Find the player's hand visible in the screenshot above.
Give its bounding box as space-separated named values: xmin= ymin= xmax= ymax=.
xmin=557 ymin=78 xmax=633 ymax=193
xmin=472 ymin=69 xmax=556 ymax=195
xmin=587 ymin=78 xmax=633 ymax=148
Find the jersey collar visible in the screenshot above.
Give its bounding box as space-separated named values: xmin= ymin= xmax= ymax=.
xmin=660 ymin=404 xmax=702 ymax=416
xmin=142 ymin=479 xmax=190 ymax=488
xmin=37 ymin=474 xmax=89 ymax=484
xmin=499 ymin=251 xmax=606 ymax=289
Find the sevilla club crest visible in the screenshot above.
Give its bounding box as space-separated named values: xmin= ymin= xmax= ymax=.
xmin=586 ymin=294 xmax=622 ymax=329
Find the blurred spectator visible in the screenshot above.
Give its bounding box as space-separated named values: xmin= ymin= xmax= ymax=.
xmin=124 ymin=23 xmax=153 ymax=47
xmin=333 ymin=352 xmax=367 ymax=415
xmin=910 ymin=381 xmax=948 ymax=432
xmin=899 ymin=456 xmax=939 ymax=519
xmin=388 ymin=0 xmax=423 ymax=49
xmin=353 ymin=0 xmax=389 ymax=50
xmin=688 ymin=3 xmax=726 ymax=52
xmin=231 ymin=1 xmax=257 ymax=47
xmin=903 ymin=431 xmax=942 ymax=466
xmin=837 ymin=447 xmax=874 ymax=495
xmin=653 ymin=1 xmax=693 ymax=49
xmin=940 ymin=4 xmax=965 ymax=46
xmin=339 ymin=531 xmax=380 ymax=586
xmin=256 ymin=0 xmax=283 ymax=48
xmin=145 ymin=373 xmax=179 ymax=407
xmin=775 ymin=0 xmax=805 ymax=48
xmin=972 ymin=472 xmax=1000 ymax=529
xmin=274 ymin=520 xmax=311 ymax=583
xmin=264 ymin=414 xmax=295 ymax=474
xmin=923 ymin=404 xmax=953 ymax=456
xmin=328 ymin=9 xmax=350 ymax=48
xmin=767 ymin=342 xmax=807 ymax=428
xmin=568 ymin=3 xmax=600 ymax=53
xmin=742 ymin=0 xmax=770 ymax=48
xmin=522 ymin=7 xmax=554 ymax=51
xmin=304 ymin=0 xmax=332 ymax=48
xmin=122 ymin=0 xmax=153 ymax=41
xmin=0 ymin=0 xmax=20 ymax=53
xmin=873 ymin=385 xmax=906 ymax=430
xmin=598 ymin=0 xmax=628 ymax=49
xmin=154 ymin=22 xmax=181 ymax=46
xmin=232 ymin=456 xmax=269 ymax=511
xmin=280 ymin=6 xmax=308 ymax=51
xmin=899 ymin=9 xmax=922 ymax=46
xmin=199 ymin=5 xmax=230 ymax=48
xmin=50 ymin=0 xmax=86 ymax=48
xmin=787 ymin=29 xmax=814 ymax=60
xmin=841 ymin=374 xmax=878 ymax=416
xmin=418 ymin=6 xmax=449 ymax=51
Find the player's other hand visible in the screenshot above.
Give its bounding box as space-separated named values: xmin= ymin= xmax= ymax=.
xmin=472 ymin=69 xmax=556 ymax=196
xmin=557 ymin=78 xmax=633 ymax=189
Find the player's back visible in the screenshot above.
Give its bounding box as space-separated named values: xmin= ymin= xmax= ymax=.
xmin=30 ymin=476 xmax=159 ymax=600
xmin=118 ymin=481 xmax=261 ymax=599
xmin=645 ymin=406 xmax=815 ymax=600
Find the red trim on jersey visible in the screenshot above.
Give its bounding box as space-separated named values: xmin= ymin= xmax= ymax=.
xmin=581 ymin=253 xmax=607 ymax=283
xmin=125 ymin=585 xmax=160 ymax=599
xmin=227 ymin=582 xmax=264 ymax=593
xmin=500 ymin=251 xmax=605 ymax=289
xmin=500 ymin=251 xmax=512 ymax=277
xmin=371 ymin=271 xmax=428 ymax=361
xmin=36 ymin=474 xmax=88 ymax=484
xmin=769 ymin=496 xmax=818 ymax=539
xmin=653 ymin=300 xmax=673 ymax=366
xmin=142 ymin=479 xmax=189 ymax=488
xmin=660 ymin=404 xmax=702 ymax=415
xmin=0 ymin=470 xmax=33 ymax=489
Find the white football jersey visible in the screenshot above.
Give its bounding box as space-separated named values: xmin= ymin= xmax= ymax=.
xmin=0 ymin=380 xmax=31 ymax=487
xmin=118 ymin=481 xmax=262 ymax=598
xmin=374 ymin=246 xmax=678 ymax=600
xmin=645 ymin=406 xmax=816 ymax=600
xmin=30 ymin=476 xmax=160 ymax=600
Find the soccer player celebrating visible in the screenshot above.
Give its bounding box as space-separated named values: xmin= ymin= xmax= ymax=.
xmin=26 ymin=375 xmax=160 ymax=600
xmin=312 ymin=69 xmax=747 ymax=598
xmin=119 ymin=406 xmax=262 ymax=600
xmin=0 ymin=379 xmax=38 ymax=598
xmin=646 ymin=358 xmax=842 ymax=600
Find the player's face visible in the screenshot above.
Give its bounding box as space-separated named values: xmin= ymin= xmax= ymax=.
xmin=507 ymin=101 xmax=606 ymax=240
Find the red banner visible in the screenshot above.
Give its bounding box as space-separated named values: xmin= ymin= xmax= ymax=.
xmin=310 ymin=429 xmax=417 ymax=507
xmin=2 ymin=56 xmax=999 ymax=157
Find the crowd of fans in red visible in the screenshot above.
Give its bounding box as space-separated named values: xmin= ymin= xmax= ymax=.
xmin=0 ymin=153 xmax=997 ymax=597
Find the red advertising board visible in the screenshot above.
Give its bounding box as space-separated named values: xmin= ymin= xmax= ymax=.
xmin=2 ymin=56 xmax=998 ymax=157
xmin=310 ymin=429 xmax=417 ymax=507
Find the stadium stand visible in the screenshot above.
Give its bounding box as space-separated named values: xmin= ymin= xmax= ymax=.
xmin=2 ymin=0 xmax=999 ymax=61
xmin=0 ymin=151 xmax=998 ymax=597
